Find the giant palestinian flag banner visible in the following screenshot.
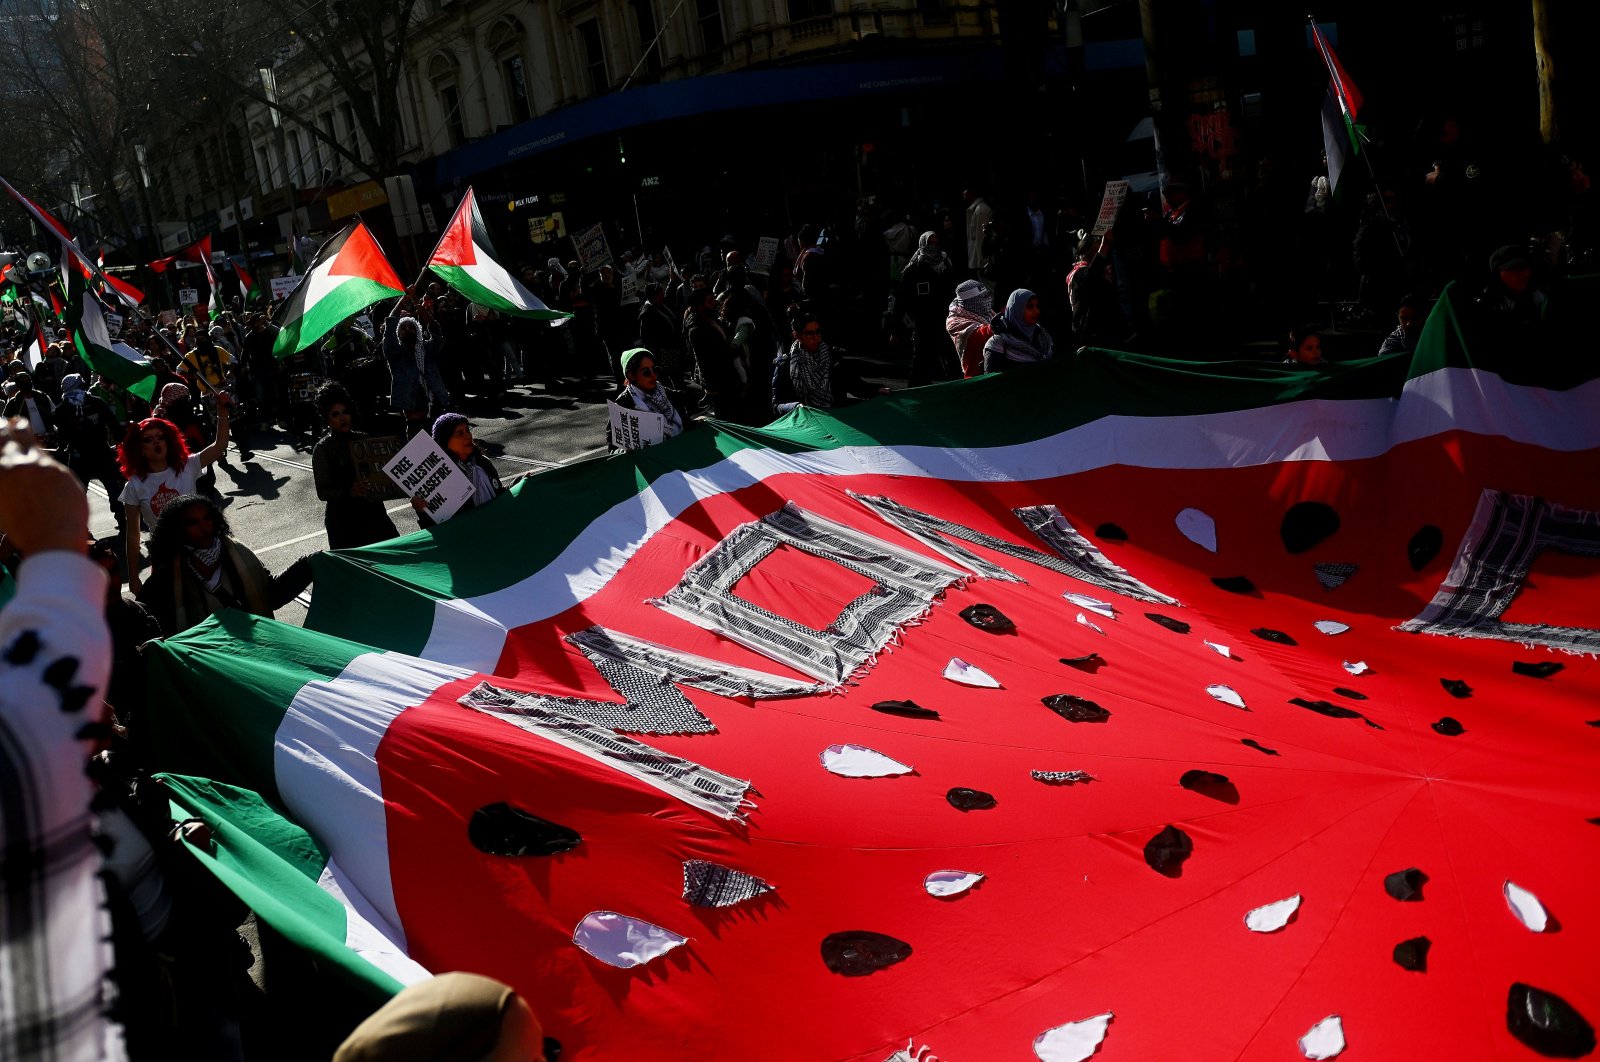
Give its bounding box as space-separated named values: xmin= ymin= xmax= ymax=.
xmin=147 ymin=279 xmax=1600 ymax=1060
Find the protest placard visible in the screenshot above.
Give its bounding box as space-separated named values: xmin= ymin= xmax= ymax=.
xmin=575 ymin=223 xmax=612 ymax=271
xmin=607 ymin=400 xmax=665 ymax=451
xmin=1091 ymin=180 xmax=1130 ymax=238
xmin=619 ymin=268 xmax=639 ymax=302
xmin=382 ymin=432 xmax=475 ymax=523
xmin=104 ymin=312 xmax=124 ymax=338
xmin=178 ymin=288 xmax=199 ymax=308
xmin=270 ymin=275 xmax=300 ymax=301
xmin=350 ymin=435 xmax=408 ymax=500
xmin=751 ymin=236 xmax=781 ymax=272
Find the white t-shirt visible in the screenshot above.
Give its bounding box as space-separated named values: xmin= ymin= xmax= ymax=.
xmin=119 ymin=464 xmax=201 ymax=528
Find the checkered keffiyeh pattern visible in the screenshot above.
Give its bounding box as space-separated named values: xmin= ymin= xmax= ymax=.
xmin=1 ymin=553 xmax=122 ymax=1061
xmin=1398 ymin=490 xmax=1600 ymax=653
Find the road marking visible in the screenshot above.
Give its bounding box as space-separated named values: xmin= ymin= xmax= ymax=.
xmin=255 ymin=501 xmax=416 ymax=555
xmin=495 ymin=454 xmax=559 ymax=469
xmin=236 ymin=451 xmax=313 ymax=473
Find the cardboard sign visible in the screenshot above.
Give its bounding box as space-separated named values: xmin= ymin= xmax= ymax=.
xmin=105 ymin=312 xmax=124 ymax=338
xmin=270 ymin=275 xmax=300 ymax=301
xmin=619 ymin=267 xmax=639 ymax=302
xmin=1091 ymin=180 xmax=1130 ymax=238
xmin=350 ymin=435 xmax=408 ymax=500
xmin=382 ymin=432 xmax=475 ymax=523
xmin=178 ymin=288 xmax=200 ymax=307
xmin=575 ymin=223 xmax=612 ymax=271
xmin=607 ymin=400 xmax=665 ymax=451
xmin=158 ymin=309 xmax=177 ymax=327
xmin=752 ymin=236 xmax=780 ymax=272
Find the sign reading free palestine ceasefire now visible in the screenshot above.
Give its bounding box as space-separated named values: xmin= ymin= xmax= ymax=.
xmin=382 ymin=432 xmax=475 ymax=523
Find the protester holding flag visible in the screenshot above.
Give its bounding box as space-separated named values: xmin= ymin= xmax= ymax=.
xmin=383 ymin=316 xmax=450 ymax=435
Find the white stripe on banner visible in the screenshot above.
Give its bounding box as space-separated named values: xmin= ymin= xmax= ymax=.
xmin=419 ymin=367 xmax=1600 ymax=670
xmin=275 ymin=652 xmax=472 ymax=954
xmin=318 ymin=859 xmax=433 ymax=987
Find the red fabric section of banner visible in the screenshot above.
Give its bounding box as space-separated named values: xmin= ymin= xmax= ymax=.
xmin=376 ymin=428 xmax=1598 ymax=1059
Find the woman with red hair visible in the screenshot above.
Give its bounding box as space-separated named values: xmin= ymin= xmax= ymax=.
xmin=118 ymin=391 xmax=232 ymax=595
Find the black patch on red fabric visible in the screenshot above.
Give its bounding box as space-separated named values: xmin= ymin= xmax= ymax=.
xmin=1513 ymin=660 xmax=1565 ymax=679
xmin=1440 ymin=678 xmax=1473 ymax=698
xmin=1059 ymin=653 xmax=1106 ymax=673
xmin=1252 ymin=627 xmax=1297 ymax=645
xmin=1384 ymin=868 xmax=1427 ymax=901
xmin=870 ymin=700 xmax=940 ymax=720
xmin=1145 ymin=613 xmax=1191 ymax=634
xmin=1241 ymin=738 xmax=1279 ymax=756
xmin=1211 ymin=576 xmax=1257 ymax=594
xmin=1408 ymin=525 xmax=1444 ymax=571
xmin=946 ymin=787 xmax=997 ymax=811
xmin=1095 ymin=523 xmax=1128 ymax=542
xmin=1291 ymin=697 xmax=1361 ymax=719
xmin=468 ymin=804 xmax=581 ymax=857
xmin=1179 ymin=770 xmax=1238 ymax=803
xmin=682 ymin=860 xmax=774 ymax=908
xmin=1144 ymin=825 xmax=1193 ymax=875
xmin=1281 ymin=502 xmax=1341 ymax=554
xmin=1042 ymin=694 xmax=1111 ymax=723
xmin=1506 ymin=983 xmax=1596 ymax=1058
xmin=1393 ymin=937 xmax=1431 ymax=971
xmin=821 ymin=931 xmax=912 ymax=976
xmin=1032 ymin=770 xmax=1094 ymax=785
xmin=959 ymin=604 xmax=1015 ymax=633
xmin=1432 ymin=716 xmax=1466 ymax=736
xmin=1332 ymin=687 xmax=1368 ymax=700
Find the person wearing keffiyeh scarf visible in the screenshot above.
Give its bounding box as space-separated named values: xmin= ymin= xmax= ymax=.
xmin=608 ymin=348 xmax=687 ymax=450
xmin=383 ymin=316 xmax=451 ymax=434
xmin=137 ymin=494 xmax=311 ymax=635
xmin=945 ymin=280 xmax=994 ymax=378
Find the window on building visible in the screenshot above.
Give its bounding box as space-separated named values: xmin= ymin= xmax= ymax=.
xmin=319 ymin=112 xmax=336 ymax=172
xmin=256 ymin=146 xmax=274 ymax=189
xmin=787 ymin=0 xmax=830 ymax=20
xmin=578 ymin=19 xmax=608 ymax=94
xmin=502 ymin=55 xmax=531 ymax=122
xmin=632 ymin=0 xmax=661 ymax=74
xmin=224 ymin=127 xmax=246 ymax=183
xmin=916 ymin=0 xmax=950 ymax=26
xmin=439 ymin=84 xmax=466 ymax=146
xmin=697 ymin=0 xmax=723 ymax=54
xmin=340 ymin=100 xmax=363 ymax=162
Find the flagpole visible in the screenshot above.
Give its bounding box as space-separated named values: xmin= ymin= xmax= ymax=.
xmin=1307 ymin=15 xmax=1404 ymax=259
xmin=388 ymin=192 xmax=459 ymax=321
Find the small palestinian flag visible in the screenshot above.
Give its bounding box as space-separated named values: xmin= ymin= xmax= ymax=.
xmin=64 ymin=271 xmax=158 ymax=401
xmin=426 ymin=187 xmax=567 ymax=319
xmin=234 ymin=259 xmax=262 ymax=305
xmin=272 ymin=221 xmax=405 ymax=358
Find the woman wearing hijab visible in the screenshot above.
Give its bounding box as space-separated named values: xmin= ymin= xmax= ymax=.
xmin=608 ymin=348 xmax=688 ymax=451
xmin=413 ymin=413 xmax=503 ymax=528
xmin=982 ymin=288 xmax=1055 ymax=373
xmin=311 ymin=383 xmax=400 ymax=549
xmin=897 ymin=231 xmax=960 ymax=385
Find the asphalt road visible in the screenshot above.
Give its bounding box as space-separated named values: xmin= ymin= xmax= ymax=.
xmin=87 ymin=373 xmax=623 ymax=629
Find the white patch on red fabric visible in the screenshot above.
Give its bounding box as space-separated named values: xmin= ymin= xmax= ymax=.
xmin=1033 ymin=1011 xmax=1112 ymax=1061
xmin=572 ymin=910 xmax=687 ymax=968
xmin=1175 ymin=507 xmax=1217 ymax=552
xmin=1503 ymin=880 xmax=1550 ymax=932
xmin=923 ymin=870 xmax=984 ymax=898
xmin=1298 ymin=1015 xmax=1346 ymax=1059
xmin=943 ymin=658 xmax=1000 ymax=687
xmin=1244 ymin=894 xmax=1301 ymax=933
xmin=821 ymin=744 xmax=913 ymax=778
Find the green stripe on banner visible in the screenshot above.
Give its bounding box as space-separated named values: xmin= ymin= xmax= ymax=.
xmin=158 ymin=774 xmax=402 ymax=999
xmin=147 ymin=611 xmax=369 ymax=800
xmin=428 ymin=263 xmax=568 ymax=321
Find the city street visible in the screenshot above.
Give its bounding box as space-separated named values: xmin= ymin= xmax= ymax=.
xmin=87 ymin=375 xmax=617 ymax=628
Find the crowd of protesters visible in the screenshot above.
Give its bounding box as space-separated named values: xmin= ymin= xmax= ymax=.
xmin=2 ymin=108 xmax=1597 ymax=1060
